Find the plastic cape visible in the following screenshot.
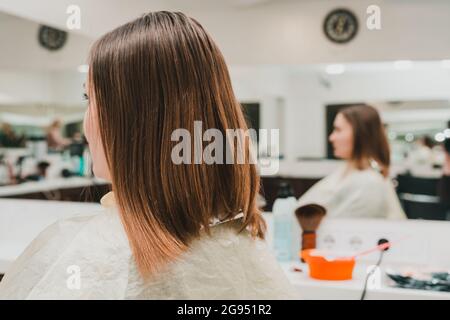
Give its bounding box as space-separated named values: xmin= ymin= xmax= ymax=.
xmin=0 ymin=192 xmax=299 ymax=299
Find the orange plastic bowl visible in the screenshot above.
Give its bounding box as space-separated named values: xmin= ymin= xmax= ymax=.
xmin=301 ymin=249 xmax=355 ymax=281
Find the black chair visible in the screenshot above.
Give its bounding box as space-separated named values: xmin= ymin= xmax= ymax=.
xmin=396 ymin=174 xmax=450 ymax=220
xmin=398 ymin=193 xmax=449 ymax=221
xmin=396 ymin=174 xmax=440 ymax=196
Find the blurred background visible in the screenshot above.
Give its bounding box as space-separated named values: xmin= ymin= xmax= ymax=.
xmin=1 ymin=0 xmax=450 ymax=218
xmin=1 ymin=0 xmax=450 ymax=299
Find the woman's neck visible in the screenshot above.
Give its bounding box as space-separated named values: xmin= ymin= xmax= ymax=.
xmin=344 ymin=158 xmax=371 ymax=174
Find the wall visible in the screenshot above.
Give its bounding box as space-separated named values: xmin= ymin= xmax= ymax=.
xmin=0 ymin=11 xmax=92 ymax=71
xmin=0 ymin=70 xmax=86 ymax=106
xmin=1 ymin=0 xmax=450 ymax=64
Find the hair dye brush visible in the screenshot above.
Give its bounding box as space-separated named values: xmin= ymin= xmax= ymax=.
xmin=295 ymin=204 xmax=327 ymax=260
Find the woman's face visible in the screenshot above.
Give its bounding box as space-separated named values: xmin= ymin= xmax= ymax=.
xmin=329 ymin=113 xmax=354 ymax=160
xmin=83 ymin=79 xmax=111 ymax=181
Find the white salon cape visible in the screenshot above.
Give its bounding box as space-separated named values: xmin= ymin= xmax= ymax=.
xmin=0 ymin=192 xmax=298 ymax=300
xmin=297 ymin=165 xmax=406 ymax=219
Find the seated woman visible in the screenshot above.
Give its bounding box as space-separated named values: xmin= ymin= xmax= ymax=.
xmin=0 ymin=12 xmax=297 ymax=299
xmin=297 ymin=105 xmax=406 ymax=219
xmin=46 ymin=119 xmax=72 ymax=151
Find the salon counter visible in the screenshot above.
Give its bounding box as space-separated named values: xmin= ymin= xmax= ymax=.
xmin=281 ymin=262 xmax=450 ymax=300
xmin=265 ymin=213 xmax=450 ymax=300
xmin=0 ymin=177 xmax=110 ymax=202
xmin=259 ymin=159 xmax=416 ymax=179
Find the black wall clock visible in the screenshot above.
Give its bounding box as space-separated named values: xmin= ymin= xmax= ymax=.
xmin=38 ymin=25 xmax=68 ymax=51
xmin=323 ymin=9 xmax=358 ymax=44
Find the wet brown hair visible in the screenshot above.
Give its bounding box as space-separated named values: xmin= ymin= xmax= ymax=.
xmin=339 ymin=105 xmax=390 ymax=177
xmin=88 ymin=11 xmax=265 ymax=278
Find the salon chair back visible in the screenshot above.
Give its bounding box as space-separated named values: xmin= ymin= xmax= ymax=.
xmin=396 ymin=174 xmax=449 ymax=220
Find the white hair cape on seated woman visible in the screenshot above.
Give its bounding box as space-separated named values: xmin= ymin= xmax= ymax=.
xmin=0 ymin=192 xmax=297 ymax=299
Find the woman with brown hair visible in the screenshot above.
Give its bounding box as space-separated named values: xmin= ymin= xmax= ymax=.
xmin=0 ymin=12 xmax=297 ymax=299
xmin=46 ymin=119 xmax=72 ymax=151
xmin=297 ymin=105 xmax=406 ymax=219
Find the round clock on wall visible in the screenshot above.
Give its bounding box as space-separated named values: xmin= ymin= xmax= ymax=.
xmin=38 ymin=25 xmax=68 ymax=51
xmin=323 ymin=8 xmax=358 ymax=44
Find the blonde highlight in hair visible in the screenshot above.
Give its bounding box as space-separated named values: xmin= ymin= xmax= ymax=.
xmin=88 ymin=11 xmax=265 ymax=278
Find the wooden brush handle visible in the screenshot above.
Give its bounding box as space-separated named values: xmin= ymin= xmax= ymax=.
xmin=302 ymin=231 xmax=316 ymax=251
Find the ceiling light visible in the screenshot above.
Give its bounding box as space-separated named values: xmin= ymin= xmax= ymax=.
xmin=77 ymin=64 xmax=89 ymax=73
xmin=394 ymin=60 xmax=413 ymax=70
xmin=441 ymin=60 xmax=450 ymax=69
xmin=325 ymin=64 xmax=345 ymax=75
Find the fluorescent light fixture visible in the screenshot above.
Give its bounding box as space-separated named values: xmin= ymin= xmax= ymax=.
xmin=325 ymin=64 xmax=345 ymax=75
xmin=388 ymin=131 xmax=397 ymax=140
xmin=444 ymin=128 xmax=450 ymax=138
xmin=77 ymin=64 xmax=89 ymax=73
xmin=405 ymin=133 xmax=414 ymax=142
xmin=394 ymin=60 xmax=413 ymax=70
xmin=441 ymin=60 xmax=450 ymax=69
xmin=0 ymin=93 xmax=17 ymax=104
xmin=435 ymin=132 xmax=445 ymax=142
